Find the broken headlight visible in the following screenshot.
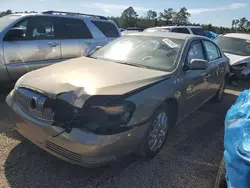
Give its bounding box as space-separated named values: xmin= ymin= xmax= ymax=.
xmin=81 ymin=96 xmax=136 ymax=134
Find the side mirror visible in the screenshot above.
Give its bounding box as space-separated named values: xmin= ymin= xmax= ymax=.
xmin=4 ymin=28 xmax=25 ymax=41
xmin=188 ymin=59 xmax=208 ymax=70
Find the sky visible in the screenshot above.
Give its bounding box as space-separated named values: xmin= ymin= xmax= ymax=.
xmin=1 ymin=0 xmax=249 ymax=27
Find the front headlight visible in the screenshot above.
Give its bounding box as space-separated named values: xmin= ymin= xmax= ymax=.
xmin=81 ymin=96 xmax=136 ymax=134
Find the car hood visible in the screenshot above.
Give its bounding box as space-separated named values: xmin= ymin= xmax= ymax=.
xmin=224 ymin=53 xmax=250 ymax=66
xmin=16 ymin=57 xmax=171 ymax=107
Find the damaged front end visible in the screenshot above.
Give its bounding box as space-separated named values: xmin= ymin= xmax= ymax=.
xmin=230 ymin=63 xmax=250 ymax=80
xmin=12 ymin=87 xmax=136 ymax=135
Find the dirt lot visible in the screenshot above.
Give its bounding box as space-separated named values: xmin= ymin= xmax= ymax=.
xmin=0 ymin=83 xmax=248 ymax=188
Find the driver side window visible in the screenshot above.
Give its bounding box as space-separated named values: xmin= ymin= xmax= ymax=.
xmin=187 ymin=41 xmax=205 ymax=64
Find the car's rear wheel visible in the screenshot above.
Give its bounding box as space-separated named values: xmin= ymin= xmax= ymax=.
xmin=139 ymin=104 xmax=175 ymax=158
xmin=213 ymin=76 xmax=227 ymax=102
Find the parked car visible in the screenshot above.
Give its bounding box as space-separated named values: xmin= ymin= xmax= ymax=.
xmin=0 ymin=10 xmax=120 ymax=84
xmin=144 ymin=25 xmax=206 ymax=37
xmin=6 ymin=32 xmax=229 ymax=167
xmin=121 ymin=27 xmax=143 ymax=35
xmin=215 ymin=33 xmax=250 ymax=81
xmin=204 ymin=30 xmax=219 ymax=40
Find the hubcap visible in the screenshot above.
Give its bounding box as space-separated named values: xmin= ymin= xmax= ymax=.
xmin=148 ymin=111 xmax=168 ymax=152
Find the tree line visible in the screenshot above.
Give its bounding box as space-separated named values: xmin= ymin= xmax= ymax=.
xmin=1 ymin=8 xmax=250 ymax=34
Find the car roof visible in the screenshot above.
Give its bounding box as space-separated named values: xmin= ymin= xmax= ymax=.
xmin=222 ymin=33 xmax=250 ymax=40
xmin=154 ymin=25 xmax=202 ymax=29
xmin=10 ymin=12 xmax=111 ymax=22
xmin=127 ymin=31 xmax=197 ymax=40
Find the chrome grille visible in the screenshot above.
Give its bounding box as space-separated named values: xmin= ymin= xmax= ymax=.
xmin=45 ymin=141 xmax=115 ymax=164
xmin=15 ymin=88 xmax=54 ymax=121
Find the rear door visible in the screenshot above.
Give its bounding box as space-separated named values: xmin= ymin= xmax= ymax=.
xmin=58 ymin=17 xmax=94 ymax=59
xmin=3 ymin=16 xmax=61 ymax=80
xmin=202 ymin=39 xmax=225 ymax=96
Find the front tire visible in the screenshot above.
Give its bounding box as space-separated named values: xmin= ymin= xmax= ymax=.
xmin=139 ymin=105 xmax=175 ymax=158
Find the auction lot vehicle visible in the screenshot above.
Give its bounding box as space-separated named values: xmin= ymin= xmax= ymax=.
xmin=215 ymin=33 xmax=250 ymax=81
xmin=144 ymin=25 xmax=206 ymax=36
xmin=6 ymin=32 xmax=229 ymax=167
xmin=0 ymin=11 xmax=120 ymax=83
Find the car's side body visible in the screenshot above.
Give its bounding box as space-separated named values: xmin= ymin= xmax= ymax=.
xmin=6 ymin=32 xmax=229 ymax=167
xmin=0 ymin=12 xmax=121 ymax=83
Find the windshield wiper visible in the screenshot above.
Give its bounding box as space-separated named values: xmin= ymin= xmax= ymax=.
xmin=118 ymin=61 xmax=147 ymax=68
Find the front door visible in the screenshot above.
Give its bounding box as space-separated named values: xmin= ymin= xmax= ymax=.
xmin=3 ymin=16 xmax=61 ymax=80
xmin=180 ymin=40 xmax=209 ymax=116
xmin=202 ymin=40 xmax=225 ymax=97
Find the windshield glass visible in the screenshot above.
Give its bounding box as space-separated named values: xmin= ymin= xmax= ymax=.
xmin=90 ymin=35 xmax=184 ymax=72
xmin=0 ymin=15 xmax=21 ymax=32
xmin=215 ymin=36 xmax=250 ymax=56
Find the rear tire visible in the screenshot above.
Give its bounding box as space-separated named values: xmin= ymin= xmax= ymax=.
xmin=139 ymin=104 xmax=176 ymax=158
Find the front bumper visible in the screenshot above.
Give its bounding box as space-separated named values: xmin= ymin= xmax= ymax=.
xmin=6 ymin=91 xmax=149 ymax=168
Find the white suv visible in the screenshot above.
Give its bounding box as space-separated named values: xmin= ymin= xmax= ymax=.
xmin=0 ymin=11 xmax=121 ymax=83
xmin=144 ymin=25 xmax=206 ymax=36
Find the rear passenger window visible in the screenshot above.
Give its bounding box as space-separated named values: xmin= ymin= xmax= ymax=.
xmin=91 ymin=21 xmax=119 ymax=37
xmin=171 ymin=28 xmax=190 ymax=34
xmin=203 ymin=40 xmax=221 ymax=61
xmin=190 ymin=28 xmax=206 ymax=36
xmin=60 ymin=18 xmax=92 ymax=39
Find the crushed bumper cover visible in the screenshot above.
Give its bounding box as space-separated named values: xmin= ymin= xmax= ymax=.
xmin=6 ymin=91 xmax=148 ymax=168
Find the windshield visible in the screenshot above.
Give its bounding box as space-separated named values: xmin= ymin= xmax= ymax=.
xmin=0 ymin=15 xmax=21 ymax=32
xmin=90 ymin=35 xmax=184 ymax=72
xmin=215 ymin=36 xmax=250 ymax=56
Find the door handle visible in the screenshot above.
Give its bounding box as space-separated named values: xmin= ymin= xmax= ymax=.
xmin=48 ymin=42 xmax=59 ymax=47
xmin=205 ymin=73 xmax=211 ymax=78
xmin=83 ymin=41 xmax=90 ymax=45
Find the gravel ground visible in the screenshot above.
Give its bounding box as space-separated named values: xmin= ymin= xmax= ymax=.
xmin=0 ymin=83 xmax=247 ymax=188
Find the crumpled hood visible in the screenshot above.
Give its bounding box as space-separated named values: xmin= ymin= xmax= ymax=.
xmin=16 ymin=57 xmax=170 ymax=107
xmin=224 ymin=53 xmax=250 ymax=66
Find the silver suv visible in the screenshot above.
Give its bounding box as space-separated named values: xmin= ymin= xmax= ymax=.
xmin=0 ymin=11 xmax=121 ymax=83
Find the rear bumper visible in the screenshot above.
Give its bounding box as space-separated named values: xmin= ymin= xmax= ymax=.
xmin=6 ymin=91 xmax=149 ymax=168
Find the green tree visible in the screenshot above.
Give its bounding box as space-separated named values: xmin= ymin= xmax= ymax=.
xmin=0 ymin=9 xmax=12 ymax=17
xmin=146 ymin=10 xmax=157 ymax=20
xmin=172 ymin=7 xmax=190 ymax=24
xmin=239 ymin=17 xmax=248 ymax=31
xmin=159 ymin=8 xmax=175 ymax=25
xmin=120 ymin=6 xmax=138 ymax=28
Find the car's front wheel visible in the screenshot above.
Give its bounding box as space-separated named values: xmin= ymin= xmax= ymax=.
xmin=139 ymin=105 xmax=174 ymax=158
